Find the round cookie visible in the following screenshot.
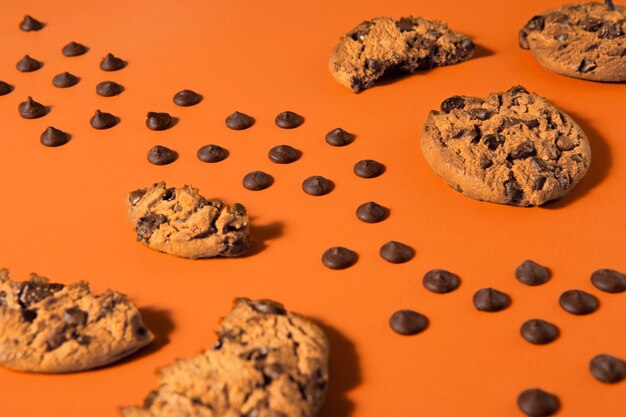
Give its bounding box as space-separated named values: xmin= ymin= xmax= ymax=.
xmin=519 ymin=1 xmax=626 ymax=82
xmin=420 ymin=86 xmax=591 ymax=206
xmin=329 ymin=16 xmax=474 ymax=93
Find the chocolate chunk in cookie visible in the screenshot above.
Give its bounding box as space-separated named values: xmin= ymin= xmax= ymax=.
xmin=330 ymin=16 xmax=474 ymax=92
xmin=421 ymin=86 xmax=591 ymax=206
xmin=0 ymin=269 xmax=152 ymax=372
xmin=126 ymin=182 xmax=249 ymax=259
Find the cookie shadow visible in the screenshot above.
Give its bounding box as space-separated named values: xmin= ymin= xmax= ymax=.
xmin=471 ymin=44 xmax=495 ymax=60
xmin=313 ymin=320 xmax=362 ymax=417
xmin=542 ymin=111 xmax=611 ymax=209
xmin=243 ymin=220 xmax=284 ymax=257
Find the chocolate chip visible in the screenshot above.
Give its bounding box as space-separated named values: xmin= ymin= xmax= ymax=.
xmin=509 ymin=141 xmax=536 ymax=160
xmin=62 ymin=41 xmax=88 ymax=57
xmin=74 ymin=334 xmax=91 ymax=346
xmin=322 ymin=247 xmax=358 ymax=269
xmin=508 ymin=85 xmax=529 ymax=96
xmin=162 ymin=187 xmax=176 ymax=201
xmin=515 ymin=260 xmax=550 ymax=286
xmin=18 ymin=281 xmax=64 ymax=308
xmin=554 ymin=33 xmax=568 ymax=41
xmin=52 ymin=72 xmax=80 ymax=88
xmin=517 ymin=389 xmax=560 ymax=417
xmin=268 ymin=145 xmax=301 ymax=164
xmin=0 ymin=291 xmax=6 ymax=307
xmin=389 ymin=310 xmax=428 ymax=335
xmin=225 ymin=111 xmax=254 ymax=130
xmin=302 ymin=176 xmax=333 ymax=196
xmin=275 ymin=111 xmax=304 ymax=129
xmin=21 ymin=309 xmax=38 ymax=323
xmin=479 ymin=155 xmax=493 ymax=169
xmin=173 ymin=89 xmax=202 ymax=106
xmin=581 ymin=18 xmax=603 ymax=32
xmin=18 ymin=96 xmax=47 ymax=119
xmin=519 ymin=17 xmax=545 ymax=49
xmin=354 ymin=159 xmax=385 ymax=178
xmin=423 ymin=269 xmax=460 ymax=294
xmin=222 ymin=236 xmax=248 ymax=257
xmin=379 ymin=241 xmax=414 ymax=264
xmin=590 ymin=269 xmax=626 ymax=293
xmin=396 ymin=17 xmax=415 ymax=32
xmin=20 ymin=15 xmax=44 ymax=31
xmin=129 ymin=189 xmax=147 ymax=205
xmin=146 ymin=112 xmax=173 ymax=131
xmin=96 ymin=81 xmax=124 ymax=97
xmin=605 ymin=0 xmax=616 ymax=11
xmin=0 ymin=81 xmax=12 ymax=96
xmin=90 ymin=110 xmax=118 ymax=129
xmin=533 ymin=175 xmax=547 ymax=191
xmin=599 ymin=22 xmax=624 ymax=39
xmin=325 ymin=128 xmax=355 ymax=146
xmin=590 ymin=354 xmax=626 ymax=384
xmin=63 ymin=308 xmax=88 ymax=326
xmin=16 ymin=55 xmax=43 ymax=72
xmin=197 ymin=144 xmax=229 ymax=163
xmin=365 ymin=58 xmax=382 ymax=72
xmin=356 ymin=201 xmax=389 ymax=223
xmin=136 ymin=213 xmax=168 ymax=241
xmin=100 ymin=53 xmax=126 ymax=71
xmin=467 ymin=108 xmax=492 ymax=121
xmin=571 ymin=154 xmax=584 ymax=162
xmin=473 ymin=288 xmax=510 ymax=312
xmin=483 ymin=134 xmax=505 ymax=150
xmin=349 ymin=22 xmax=372 ymax=41
xmin=147 ymin=145 xmax=177 ymax=165
xmin=40 ymin=127 xmax=70 ymax=147
xmin=520 ymin=319 xmax=559 ymax=345
xmin=440 ymin=96 xmax=466 ymax=113
xmin=504 ymin=173 xmax=524 ymax=204
xmin=578 ymin=59 xmax=597 ymax=73
xmin=555 ymin=135 xmax=575 ymax=151
xmin=559 ymin=290 xmax=599 ymax=315
xmin=251 ymin=300 xmax=286 ymax=315
xmin=243 ymin=171 xmax=273 ymax=191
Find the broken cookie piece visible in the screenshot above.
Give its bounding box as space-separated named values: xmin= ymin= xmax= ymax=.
xmin=123 ymin=298 xmax=329 ymax=417
xmin=126 ymin=182 xmax=249 ymax=259
xmin=329 ymin=16 xmax=474 ymax=93
xmin=0 ymin=269 xmax=153 ymax=373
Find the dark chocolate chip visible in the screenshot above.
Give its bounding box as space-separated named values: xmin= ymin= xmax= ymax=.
xmin=16 ymin=55 xmax=43 ymax=72
xmin=90 ymin=110 xmax=118 ymax=129
xmin=483 ymin=134 xmax=505 ymax=150
xmin=606 ymin=0 xmax=616 ymax=11
xmin=129 ymin=188 xmax=147 ymax=205
xmin=354 ymin=159 xmax=385 ymax=178
xmin=440 ymin=96 xmax=466 ymax=113
xmin=517 ymin=389 xmax=560 ymax=417
xmin=519 ymin=17 xmax=545 ymax=49
xmin=18 ymin=281 xmax=64 ymax=308
xmin=581 ymin=18 xmax=603 ymax=32
xmin=599 ymin=22 xmax=624 ymax=39
xmin=250 ymin=300 xmax=286 ymax=315
xmin=100 ymin=53 xmax=126 ymax=71
xmin=302 ymin=175 xmax=333 ymax=196
xmin=173 ymin=89 xmax=202 ymax=106
xmin=520 ymin=319 xmax=559 ymax=345
xmin=479 ymin=155 xmax=493 ymax=169
xmin=52 ymin=72 xmax=79 ymax=88
xmin=18 ymin=96 xmax=47 ymax=119
xmin=379 ymin=241 xmax=414 ymax=264
xmin=555 ymin=135 xmax=575 ymax=151
xmin=554 ymin=33 xmax=568 ymax=41
xmin=197 ymin=145 xmax=229 ymax=163
xmin=22 ymin=309 xmax=38 ymax=323
xmin=590 ymin=269 xmax=626 ymax=293
xmin=515 ymin=260 xmax=550 ymax=286
xmin=570 ymin=154 xmax=584 ymax=162
xmin=365 ymin=58 xmax=382 ymax=72
xmin=396 ymin=17 xmax=415 ymax=32
xmin=578 ymin=59 xmax=597 ymax=73
xmin=268 ymin=145 xmax=301 ymax=164
xmin=63 ymin=308 xmax=88 ymax=326
xmin=423 ymin=269 xmax=461 ymax=294
xmin=243 ymin=171 xmax=273 ymax=191
xmin=356 ymin=201 xmax=389 ymax=223
xmin=136 ymin=213 xmax=168 ymax=241
xmin=349 ymin=22 xmax=372 ymax=41
xmin=0 ymin=81 xmax=12 ymax=96
xmin=146 ymin=112 xmax=173 ymax=131
xmin=559 ymin=290 xmax=599 ymax=315
xmin=225 ymin=111 xmax=255 ymax=130
xmin=473 ymin=288 xmax=510 ymax=312
xmin=322 ymin=247 xmax=358 ymax=270
xmin=504 ymin=173 xmax=524 ymax=204
xmin=20 ymin=15 xmax=44 ymax=31
xmin=221 ymin=235 xmax=248 ymax=257
xmin=62 ymin=42 xmax=88 ymax=57
xmin=147 ymin=145 xmax=177 ymax=165
xmin=325 ymin=128 xmax=355 ymax=146
xmin=508 ymin=85 xmax=529 ymax=96
xmin=509 ymin=141 xmax=536 ymax=160
xmin=40 ymin=127 xmax=70 ymax=147
xmin=590 ymin=354 xmax=626 ymax=384
xmin=96 ymin=81 xmax=124 ymax=97
xmin=389 ymin=310 xmax=428 ymax=335
xmin=162 ymin=187 xmax=176 ymax=201
xmin=534 ymin=175 xmax=547 ymax=191
xmin=275 ymin=111 xmax=304 ymax=129
xmin=467 ymin=108 xmax=492 ymax=121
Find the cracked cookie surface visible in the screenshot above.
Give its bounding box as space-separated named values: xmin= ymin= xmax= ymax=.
xmin=126 ymin=182 xmax=249 ymax=259
xmin=0 ymin=269 xmax=153 ymax=373
xmin=329 ymin=16 xmax=474 ymax=92
xmin=519 ymin=0 xmax=626 ymax=81
xmin=123 ymin=298 xmax=329 ymax=417
xmin=420 ymin=86 xmax=591 ymax=206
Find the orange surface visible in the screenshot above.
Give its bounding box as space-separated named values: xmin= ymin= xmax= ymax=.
xmin=0 ymin=0 xmax=625 ymax=416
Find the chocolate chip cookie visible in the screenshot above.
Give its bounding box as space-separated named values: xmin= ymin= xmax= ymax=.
xmin=519 ymin=1 xmax=626 ymax=82
xmin=421 ymin=86 xmax=591 ymax=206
xmin=0 ymin=269 xmax=153 ymax=373
xmin=126 ymin=182 xmax=249 ymax=259
xmin=123 ymin=298 xmax=329 ymax=417
xmin=329 ymin=16 xmax=474 ymax=92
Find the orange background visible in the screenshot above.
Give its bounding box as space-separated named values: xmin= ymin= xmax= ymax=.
xmin=0 ymin=0 xmax=625 ymax=416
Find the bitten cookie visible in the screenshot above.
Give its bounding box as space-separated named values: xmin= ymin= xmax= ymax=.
xmin=329 ymin=16 xmax=474 ymax=92
xmin=0 ymin=269 xmax=153 ymax=373
xmin=519 ymin=0 xmax=626 ymax=82
xmin=126 ymin=182 xmax=249 ymax=259
xmin=123 ymin=298 xmax=329 ymax=417
xmin=420 ymin=86 xmax=591 ymax=206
